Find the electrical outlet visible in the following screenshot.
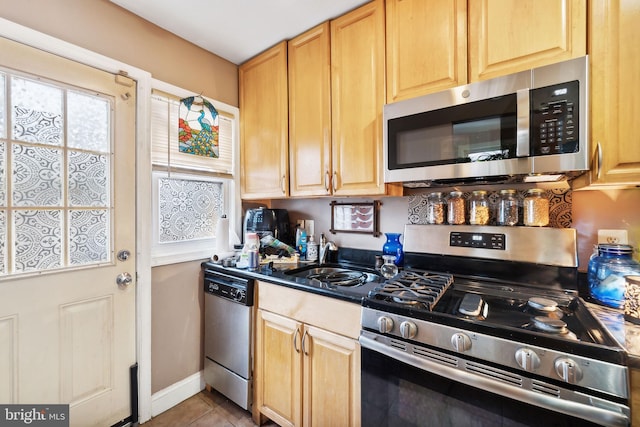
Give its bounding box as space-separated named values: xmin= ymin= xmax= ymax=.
xmin=597 ymin=229 xmax=628 ymax=245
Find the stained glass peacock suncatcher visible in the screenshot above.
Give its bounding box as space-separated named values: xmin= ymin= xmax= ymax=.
xmin=179 ymin=95 xmax=219 ymax=158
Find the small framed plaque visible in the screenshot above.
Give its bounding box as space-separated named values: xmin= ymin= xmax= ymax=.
xmin=329 ymin=201 xmax=380 ymax=236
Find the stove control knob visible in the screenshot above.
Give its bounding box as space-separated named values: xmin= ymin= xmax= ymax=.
xmin=451 ymin=333 xmax=472 ymax=352
xmin=377 ymin=316 xmax=394 ymax=334
xmin=515 ymin=348 xmax=541 ymax=372
xmin=399 ymin=321 xmax=417 ymax=339
xmin=554 ymin=357 xmax=583 ymax=384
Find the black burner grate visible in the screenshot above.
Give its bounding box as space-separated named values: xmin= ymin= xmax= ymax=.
xmin=369 ymin=270 xmax=454 ymax=310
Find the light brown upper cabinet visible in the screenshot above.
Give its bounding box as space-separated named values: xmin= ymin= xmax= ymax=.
xmin=386 ymin=0 xmax=587 ymax=103
xmin=386 ymin=0 xmax=468 ymax=103
xmin=288 ymin=23 xmax=332 ymax=197
xmin=239 ymin=42 xmax=289 ymax=199
xmin=331 ymin=0 xmax=389 ymax=196
xmin=468 ymin=0 xmax=586 ymax=82
xmin=573 ymin=0 xmax=640 ymax=188
xmin=289 ymin=0 xmax=393 ymax=197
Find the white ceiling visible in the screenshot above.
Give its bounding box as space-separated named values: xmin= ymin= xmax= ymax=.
xmin=111 ymin=0 xmax=371 ymax=65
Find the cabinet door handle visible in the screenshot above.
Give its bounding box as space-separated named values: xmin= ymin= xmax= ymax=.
xmin=281 ymin=175 xmax=287 ymax=194
xmin=332 ymin=171 xmax=338 ymax=192
xmin=596 ymin=142 xmax=603 ymax=180
xmin=301 ymin=330 xmax=309 ymax=356
xmin=325 ymin=170 xmax=330 ymax=192
xmin=293 ymin=327 xmax=301 ymax=353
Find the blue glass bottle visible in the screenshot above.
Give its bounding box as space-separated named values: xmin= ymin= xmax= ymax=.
xmin=382 ymin=233 xmax=404 ymax=267
xmin=588 ymin=244 xmax=640 ymax=309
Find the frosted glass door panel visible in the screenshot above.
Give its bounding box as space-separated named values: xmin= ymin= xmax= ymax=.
xmin=0 ymin=71 xmax=113 ymax=275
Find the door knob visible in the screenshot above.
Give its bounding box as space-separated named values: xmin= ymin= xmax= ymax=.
xmin=116 ymin=272 xmax=133 ymax=288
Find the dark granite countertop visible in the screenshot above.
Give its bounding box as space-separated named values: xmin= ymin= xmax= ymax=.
xmin=202 ymin=258 xmax=384 ymax=304
xmin=586 ymin=301 xmax=640 ymax=368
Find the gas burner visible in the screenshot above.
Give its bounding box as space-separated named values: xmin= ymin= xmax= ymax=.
xmin=527 ymin=297 xmax=558 ymax=312
xmin=392 ymin=292 xmax=421 ymax=305
xmin=532 ymin=316 xmax=567 ymax=333
xmin=369 ymin=270 xmax=453 ymax=310
xmin=531 ymin=316 xmax=578 ymax=340
xmin=526 ymin=297 xmax=565 ymax=320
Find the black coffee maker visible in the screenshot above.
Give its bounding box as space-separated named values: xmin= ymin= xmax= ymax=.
xmin=243 ymin=207 xmax=292 ymax=246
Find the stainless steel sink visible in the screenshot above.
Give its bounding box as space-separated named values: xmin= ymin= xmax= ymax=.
xmin=285 ymin=265 xmax=381 ymax=287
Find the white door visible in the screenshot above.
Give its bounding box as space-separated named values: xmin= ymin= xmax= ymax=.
xmin=0 ymin=37 xmax=136 ymax=426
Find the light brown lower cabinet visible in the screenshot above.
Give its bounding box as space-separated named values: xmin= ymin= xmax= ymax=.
xmin=254 ymin=281 xmax=361 ymax=427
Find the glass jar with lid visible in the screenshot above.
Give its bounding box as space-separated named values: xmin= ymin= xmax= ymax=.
xmin=426 ymin=192 xmax=446 ymax=224
xmin=523 ymin=188 xmax=549 ymax=226
xmin=588 ymin=244 xmax=640 ymax=309
xmin=468 ymin=190 xmax=490 ymax=225
xmin=447 ymin=191 xmax=465 ymax=225
xmin=497 ymin=189 xmax=519 ymax=226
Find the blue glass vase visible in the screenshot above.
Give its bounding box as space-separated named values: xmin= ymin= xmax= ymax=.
xmin=588 ymin=244 xmax=640 ymax=309
xmin=382 ymin=233 xmax=404 ymax=267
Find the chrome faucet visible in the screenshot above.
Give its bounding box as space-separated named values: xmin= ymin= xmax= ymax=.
xmin=319 ymin=241 xmax=338 ymax=265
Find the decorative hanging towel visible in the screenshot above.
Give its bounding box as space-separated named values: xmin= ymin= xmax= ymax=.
xmin=179 ymin=95 xmax=219 ymax=158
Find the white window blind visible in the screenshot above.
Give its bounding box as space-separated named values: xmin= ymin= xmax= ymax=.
xmin=151 ymin=90 xmax=234 ymax=175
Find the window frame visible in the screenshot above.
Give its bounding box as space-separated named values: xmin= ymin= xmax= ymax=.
xmin=149 ymin=79 xmax=240 ymax=266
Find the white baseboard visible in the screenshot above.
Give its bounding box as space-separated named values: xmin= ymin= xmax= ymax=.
xmin=150 ymin=371 xmax=205 ymax=418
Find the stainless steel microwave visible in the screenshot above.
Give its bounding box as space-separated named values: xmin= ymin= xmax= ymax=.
xmin=383 ymin=56 xmax=589 ymax=187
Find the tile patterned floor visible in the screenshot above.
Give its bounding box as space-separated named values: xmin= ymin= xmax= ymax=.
xmin=142 ymin=389 xmax=278 ymax=427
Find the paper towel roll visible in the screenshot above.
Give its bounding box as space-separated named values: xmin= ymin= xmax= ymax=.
xmin=216 ymin=215 xmax=230 ymax=251
xmin=211 ymin=250 xmax=237 ymax=263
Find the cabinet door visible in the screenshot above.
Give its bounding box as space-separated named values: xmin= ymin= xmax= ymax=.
xmin=255 ymin=309 xmax=302 ymax=427
xmin=331 ymin=0 xmax=386 ymax=196
xmin=386 ymin=0 xmax=467 ymax=103
xmin=288 ymin=23 xmax=332 ymax=197
xmin=468 ymin=0 xmax=586 ymax=82
xmin=582 ymin=0 xmax=640 ymax=186
xmin=303 ymin=325 xmax=360 ymax=427
xmin=239 ymin=42 xmax=289 ymax=199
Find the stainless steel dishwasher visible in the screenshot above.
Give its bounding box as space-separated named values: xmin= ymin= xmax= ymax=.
xmin=203 ymin=268 xmax=254 ymax=411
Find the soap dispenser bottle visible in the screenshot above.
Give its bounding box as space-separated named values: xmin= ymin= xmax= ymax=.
xmin=307 ymin=234 xmax=318 ymax=262
xmin=299 ymin=230 xmax=307 ymax=260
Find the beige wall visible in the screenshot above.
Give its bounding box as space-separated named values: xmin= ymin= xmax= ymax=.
xmin=270 ymin=196 xmax=409 ymax=253
xmin=573 ymin=188 xmax=640 ymax=271
xmin=1 ymin=1 xmax=239 ymax=394
xmin=151 ymin=260 xmax=205 ymax=392
xmin=0 ymin=0 xmax=238 ymax=106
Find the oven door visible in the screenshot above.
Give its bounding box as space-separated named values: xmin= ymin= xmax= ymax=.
xmin=360 ymin=331 xmax=629 ymax=427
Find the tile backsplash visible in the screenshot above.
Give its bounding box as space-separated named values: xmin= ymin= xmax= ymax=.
xmin=408 ymin=189 xmax=572 ymax=228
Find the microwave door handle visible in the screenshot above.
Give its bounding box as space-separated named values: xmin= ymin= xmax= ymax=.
xmin=516 ymin=89 xmax=530 ymax=157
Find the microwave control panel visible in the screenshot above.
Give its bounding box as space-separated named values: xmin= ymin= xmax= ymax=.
xmin=530 ymin=80 xmax=580 ymax=156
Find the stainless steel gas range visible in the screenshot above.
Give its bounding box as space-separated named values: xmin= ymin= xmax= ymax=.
xmin=360 ymin=225 xmax=630 ymax=427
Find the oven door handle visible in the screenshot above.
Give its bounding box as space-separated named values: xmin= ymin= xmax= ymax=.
xmin=359 ymin=331 xmax=630 ymax=427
